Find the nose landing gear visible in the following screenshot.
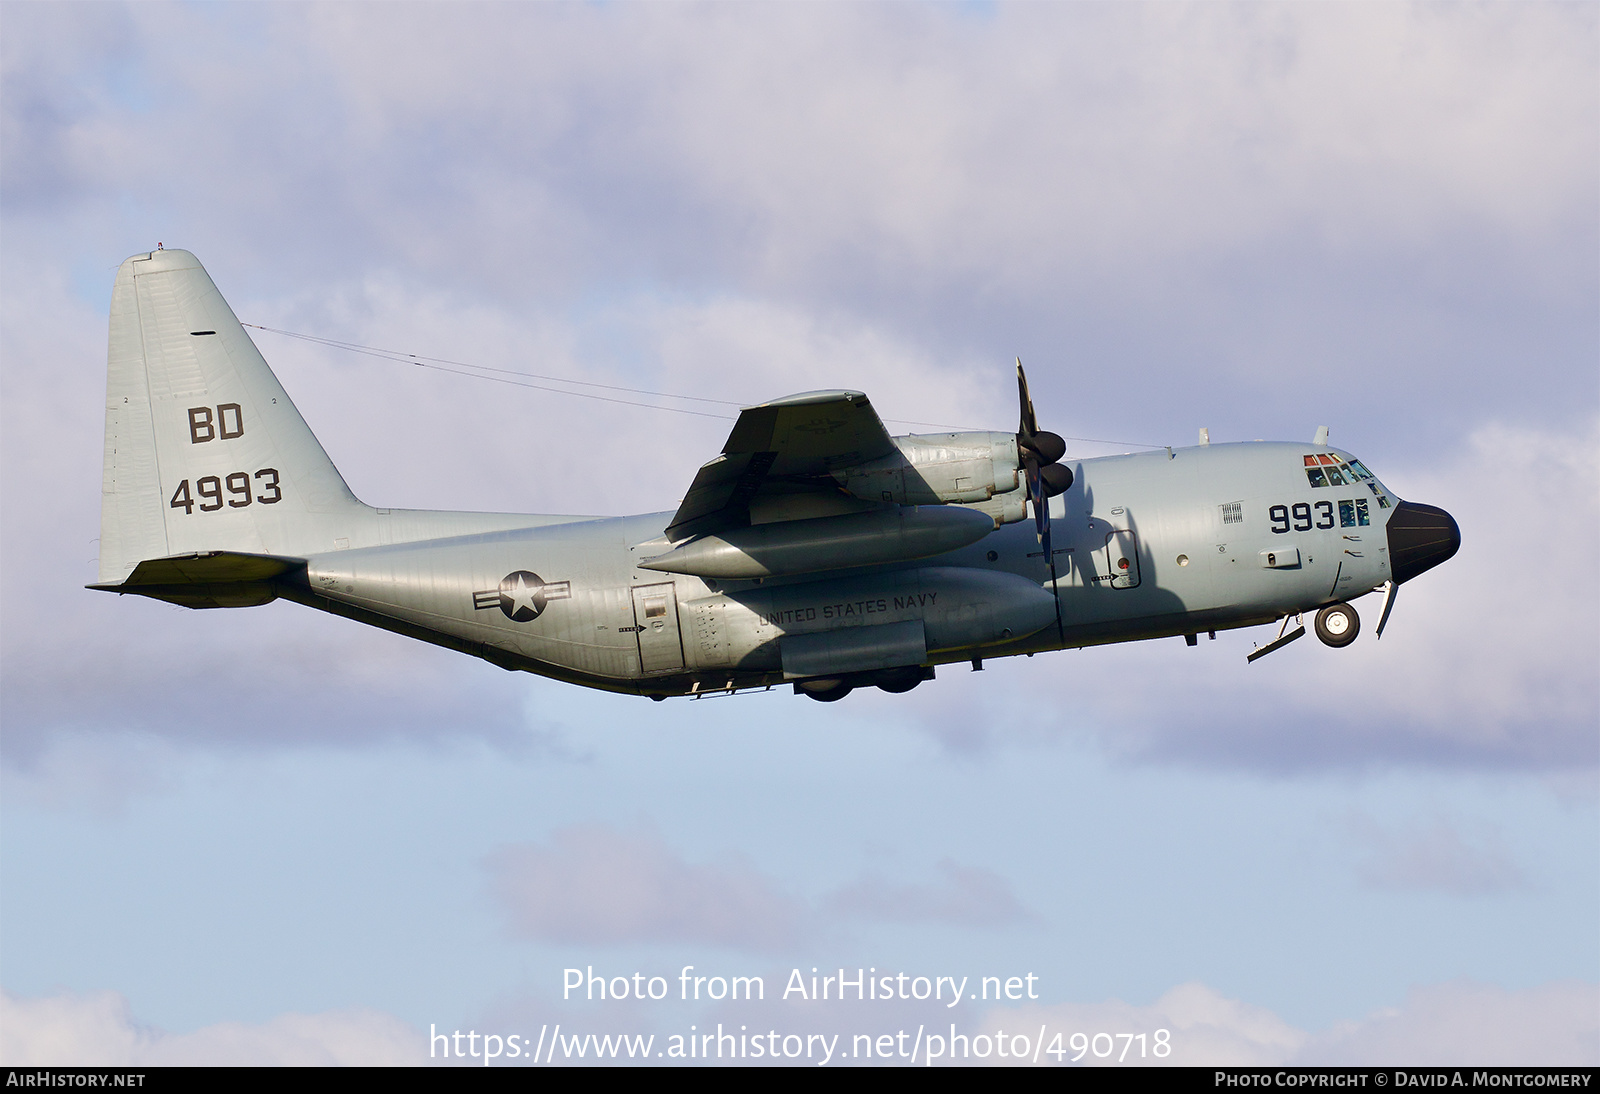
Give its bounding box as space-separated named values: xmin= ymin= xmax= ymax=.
xmin=1314 ymin=602 xmax=1360 ymax=647
xmin=1249 ymin=599 xmax=1364 ymax=663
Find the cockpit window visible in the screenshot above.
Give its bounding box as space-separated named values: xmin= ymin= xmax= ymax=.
xmin=1305 ymin=454 xmax=1374 ymax=492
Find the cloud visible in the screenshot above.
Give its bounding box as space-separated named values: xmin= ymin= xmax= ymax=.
xmin=1351 ymin=814 xmax=1526 ymax=896
xmin=487 ymin=825 xmax=810 ymax=952
xmin=111 ymin=4 xmax=1583 ymax=286
xmin=252 ymin=276 xmax=1007 ymax=520
xmin=5 ymin=4 xmax=1592 ymax=447
xmin=825 ymin=859 xmax=1035 ymax=928
xmin=488 ymin=826 xmax=1035 ymax=950
xmin=13 ymin=978 xmax=1592 ymax=1068
xmin=0 ymin=989 xmax=424 ymax=1066
xmin=981 ymin=982 xmax=1306 ymax=1066
xmin=1302 ymin=980 xmax=1600 ymax=1066
xmin=977 ymin=979 xmax=1600 ymax=1067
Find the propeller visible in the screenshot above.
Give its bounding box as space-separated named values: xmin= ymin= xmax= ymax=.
xmin=1016 ymin=359 xmax=1072 ymax=557
xmin=1016 ymin=359 xmax=1072 ymax=643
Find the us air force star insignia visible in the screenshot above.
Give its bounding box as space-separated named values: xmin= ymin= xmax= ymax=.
xmin=472 ymin=571 xmax=571 ymax=623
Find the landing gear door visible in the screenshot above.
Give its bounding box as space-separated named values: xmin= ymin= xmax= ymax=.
xmin=1105 ymin=530 xmax=1141 ymax=589
xmin=632 ymin=583 xmax=685 ymax=674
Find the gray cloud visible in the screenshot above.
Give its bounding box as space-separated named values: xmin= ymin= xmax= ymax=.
xmin=978 ymin=979 xmax=1600 ymax=1067
xmin=12 ymin=976 xmax=1591 ymax=1068
xmin=3 ymin=4 xmax=1592 ymax=453
xmin=1350 ymin=815 xmax=1526 ymax=897
xmin=487 ymin=826 xmax=1035 ymax=951
xmin=825 ymin=859 xmax=1036 ymax=928
xmin=982 ymin=982 xmax=1306 ymax=1066
xmin=487 ymin=825 xmax=811 ymax=952
xmin=1299 ymin=980 xmax=1600 ymax=1066
xmin=0 ymin=989 xmax=424 ymax=1067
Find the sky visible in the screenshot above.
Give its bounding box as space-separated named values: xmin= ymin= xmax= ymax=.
xmin=1 ymin=2 xmax=1596 ymax=1067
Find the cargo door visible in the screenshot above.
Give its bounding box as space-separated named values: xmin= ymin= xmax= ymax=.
xmin=631 ymin=583 xmax=685 ymax=674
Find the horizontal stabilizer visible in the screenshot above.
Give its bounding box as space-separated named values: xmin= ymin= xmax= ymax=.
xmin=87 ymin=550 xmax=303 ymax=609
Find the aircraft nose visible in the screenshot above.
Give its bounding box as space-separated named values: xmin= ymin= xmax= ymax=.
xmin=1386 ymin=500 xmax=1461 ymax=584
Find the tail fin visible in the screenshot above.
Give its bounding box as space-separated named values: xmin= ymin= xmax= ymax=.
xmin=98 ymin=249 xmax=365 ymax=583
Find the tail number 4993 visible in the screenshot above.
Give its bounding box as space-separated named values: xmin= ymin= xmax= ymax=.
xmin=170 ymin=469 xmax=281 ymax=514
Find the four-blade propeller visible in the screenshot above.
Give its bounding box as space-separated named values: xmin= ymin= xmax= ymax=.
xmin=1016 ymin=359 xmax=1072 ymax=559
xmin=1016 ymin=359 xmax=1071 ymax=643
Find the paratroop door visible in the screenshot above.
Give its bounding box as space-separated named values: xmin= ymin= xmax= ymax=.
xmin=632 ymin=583 xmax=685 ymax=674
xmin=1104 ymin=529 xmax=1141 ymax=589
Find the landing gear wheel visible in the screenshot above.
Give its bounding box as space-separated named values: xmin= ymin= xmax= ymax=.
xmin=874 ymin=667 xmax=925 ymax=694
xmin=797 ymin=678 xmax=853 ymax=702
xmin=1315 ymin=602 xmax=1360 ymax=648
xmin=875 ymin=679 xmax=920 ymax=694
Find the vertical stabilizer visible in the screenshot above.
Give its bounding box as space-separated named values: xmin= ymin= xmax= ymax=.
xmin=99 ymin=249 xmax=365 ymax=583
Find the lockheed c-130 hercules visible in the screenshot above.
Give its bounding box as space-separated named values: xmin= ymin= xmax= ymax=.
xmin=93 ymin=249 xmax=1461 ymax=701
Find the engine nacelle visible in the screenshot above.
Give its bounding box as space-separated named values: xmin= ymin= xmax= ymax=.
xmin=834 ymin=432 xmax=1021 ymax=507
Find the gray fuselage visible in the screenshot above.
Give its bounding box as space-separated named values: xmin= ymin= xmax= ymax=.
xmin=284 ymin=441 xmax=1397 ymax=697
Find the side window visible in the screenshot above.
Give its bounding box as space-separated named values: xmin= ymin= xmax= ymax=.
xmin=1305 ymin=467 xmax=1327 ymax=488
xmin=1355 ymin=498 xmax=1370 ymax=526
xmin=1339 ymin=500 xmax=1357 ymax=528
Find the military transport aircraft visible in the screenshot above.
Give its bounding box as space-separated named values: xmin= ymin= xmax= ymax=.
xmin=92 ymin=249 xmax=1460 ymax=701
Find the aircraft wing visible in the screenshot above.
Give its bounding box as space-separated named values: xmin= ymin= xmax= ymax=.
xmin=665 ymin=390 xmax=897 ymax=540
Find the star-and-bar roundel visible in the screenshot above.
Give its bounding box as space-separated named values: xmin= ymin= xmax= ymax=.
xmin=472 ymin=571 xmax=571 ymax=623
